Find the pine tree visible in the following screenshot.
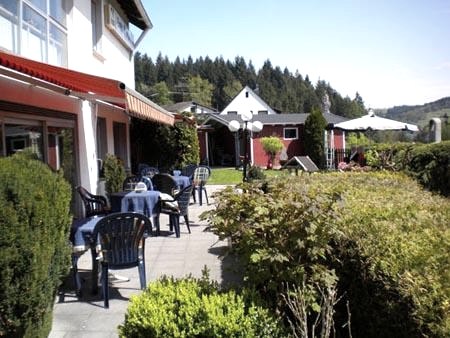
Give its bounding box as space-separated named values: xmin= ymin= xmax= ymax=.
xmin=304 ymin=107 xmax=327 ymax=168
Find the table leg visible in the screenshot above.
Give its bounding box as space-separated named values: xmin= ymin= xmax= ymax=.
xmin=153 ymin=215 xmax=160 ymax=236
xmin=90 ymin=246 xmax=99 ymax=295
xmin=71 ymin=254 xmax=82 ymax=298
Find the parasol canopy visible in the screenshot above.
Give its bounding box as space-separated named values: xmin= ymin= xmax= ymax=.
xmin=334 ymin=110 xmax=419 ymax=132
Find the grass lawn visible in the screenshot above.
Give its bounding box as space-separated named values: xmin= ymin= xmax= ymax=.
xmin=208 ymin=167 xmax=288 ymax=185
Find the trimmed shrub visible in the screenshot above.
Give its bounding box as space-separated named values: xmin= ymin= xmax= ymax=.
xmin=260 ymin=136 xmax=283 ymax=166
xmin=118 ymin=275 xmax=286 ymax=337
xmin=322 ymin=172 xmax=450 ymax=337
xmin=364 ymin=141 xmax=450 ymax=196
xmin=0 ymin=151 xmax=72 ymax=337
xmin=247 ymin=165 xmax=266 ymax=182
xmin=405 ymin=141 xmax=450 ymax=197
xmin=201 ymin=178 xmax=341 ymax=317
xmin=201 ymin=173 xmax=449 ymax=337
xmin=103 ymin=153 xmax=126 ymax=194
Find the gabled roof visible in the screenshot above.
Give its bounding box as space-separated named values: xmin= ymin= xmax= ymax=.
xmin=220 ymin=86 xmax=277 ymax=116
xmin=163 ymin=101 xmax=217 ymax=114
xmin=216 ymin=84 xmax=348 ymax=126
xmin=204 ymin=111 xmax=347 ymax=127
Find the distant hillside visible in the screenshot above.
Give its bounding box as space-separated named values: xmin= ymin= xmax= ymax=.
xmin=380 ymin=97 xmax=450 ymax=127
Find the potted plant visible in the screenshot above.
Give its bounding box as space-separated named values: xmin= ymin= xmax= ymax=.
xmin=260 ymin=136 xmax=283 ymax=169
xmin=103 ymin=154 xmax=126 ymax=194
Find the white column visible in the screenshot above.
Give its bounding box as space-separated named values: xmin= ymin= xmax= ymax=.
xmin=78 ymin=100 xmax=98 ymax=192
xmin=205 ymin=131 xmax=210 ymax=166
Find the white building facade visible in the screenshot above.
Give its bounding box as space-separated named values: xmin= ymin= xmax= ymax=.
xmin=0 ymin=0 xmax=173 ymax=216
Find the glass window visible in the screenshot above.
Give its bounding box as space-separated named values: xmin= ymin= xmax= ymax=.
xmin=96 ymin=117 xmax=107 ymax=161
xmin=0 ymin=0 xmax=67 ymax=65
xmin=284 ymin=127 xmax=298 ymax=140
xmin=1 ymin=109 xmax=77 ymax=213
xmin=48 ymin=22 xmax=67 ymax=66
xmin=5 ymin=123 xmax=43 ymax=159
xmin=28 ymin=0 xmax=46 ymax=12
xmin=91 ymin=0 xmax=102 ymax=51
xmin=0 ymin=0 xmax=18 ymax=14
xmin=50 ymin=0 xmax=65 ymax=26
xmin=47 ymin=125 xmax=75 ymax=182
xmin=0 ymin=1 xmax=18 ymax=52
xmin=21 ymin=4 xmax=47 ymax=62
xmin=113 ymin=121 xmax=127 ymax=165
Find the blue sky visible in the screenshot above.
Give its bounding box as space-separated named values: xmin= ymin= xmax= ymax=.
xmin=137 ymin=0 xmax=450 ymax=108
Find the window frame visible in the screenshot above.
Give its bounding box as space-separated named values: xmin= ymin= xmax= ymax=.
xmin=283 ymin=127 xmax=298 ymax=140
xmin=0 ymin=0 xmax=67 ymax=66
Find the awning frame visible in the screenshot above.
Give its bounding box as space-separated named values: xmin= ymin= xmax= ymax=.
xmin=0 ymin=51 xmax=174 ymax=125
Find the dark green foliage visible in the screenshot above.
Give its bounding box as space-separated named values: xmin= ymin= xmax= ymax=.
xmin=406 ymin=141 xmax=450 ymax=196
xmin=304 ymin=107 xmax=327 ymax=168
xmin=0 ymin=151 xmax=72 ymax=337
xmin=201 ymin=178 xmax=340 ymax=311
xmin=173 ymin=115 xmax=200 ymax=168
xmin=201 ymin=172 xmax=449 ymax=337
xmin=364 ymin=141 xmax=450 ymax=197
xmin=134 ymin=53 xmax=366 ymax=116
xmin=247 ymin=165 xmax=266 ymax=182
xmin=130 ymin=114 xmax=199 ymax=172
xmin=325 ymin=172 xmax=450 ymax=337
xmin=103 ymin=154 xmax=126 ymax=194
xmin=118 ymin=274 xmax=286 ymax=337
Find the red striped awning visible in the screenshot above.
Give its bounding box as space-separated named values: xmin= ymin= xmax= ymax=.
xmin=0 ymin=50 xmax=174 ymax=125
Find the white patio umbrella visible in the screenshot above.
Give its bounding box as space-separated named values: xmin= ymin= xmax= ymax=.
xmin=334 ymin=110 xmax=419 ymax=132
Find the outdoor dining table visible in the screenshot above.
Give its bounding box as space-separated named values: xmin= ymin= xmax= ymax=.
xmin=109 ymin=190 xmax=160 ymax=217
xmin=70 ymin=216 xmax=104 ymax=296
xmin=70 ymin=190 xmax=161 ymax=296
xmin=110 ymin=190 xmax=163 ymax=236
xmin=172 ymin=175 xmax=191 ymax=190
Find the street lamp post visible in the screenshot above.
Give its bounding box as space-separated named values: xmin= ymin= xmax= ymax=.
xmin=228 ymin=111 xmax=263 ymax=182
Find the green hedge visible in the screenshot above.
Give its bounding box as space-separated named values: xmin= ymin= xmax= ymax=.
xmin=201 ymin=173 xmax=450 ymax=337
xmin=406 ymin=141 xmax=450 ymax=197
xmin=320 ymin=172 xmax=449 ymax=337
xmin=365 ymin=141 xmax=450 ymax=196
xmin=0 ymin=151 xmax=72 ymax=337
xmin=119 ymin=275 xmax=286 ymax=337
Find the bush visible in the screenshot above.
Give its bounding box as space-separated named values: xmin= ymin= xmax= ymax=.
xmin=247 ymin=165 xmax=266 ymax=182
xmin=118 ymin=274 xmax=286 ymax=337
xmin=323 ymin=172 xmax=450 ymax=337
xmin=364 ymin=142 xmax=414 ymax=170
xmin=201 ymin=177 xmax=341 ymax=313
xmin=201 ymin=173 xmax=450 ymax=337
xmin=260 ymin=136 xmax=283 ymax=166
xmin=103 ymin=153 xmax=126 ymax=194
xmin=0 ymin=151 xmax=72 ymax=337
xmin=406 ymin=141 xmax=450 ymax=197
xmin=365 ymin=141 xmax=450 ymax=196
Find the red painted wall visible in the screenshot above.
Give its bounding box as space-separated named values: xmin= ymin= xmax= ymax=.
xmin=253 ymin=126 xmax=345 ymax=168
xmin=252 ymin=125 xmax=303 ymax=167
xmin=198 ymin=123 xmax=346 ymax=168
